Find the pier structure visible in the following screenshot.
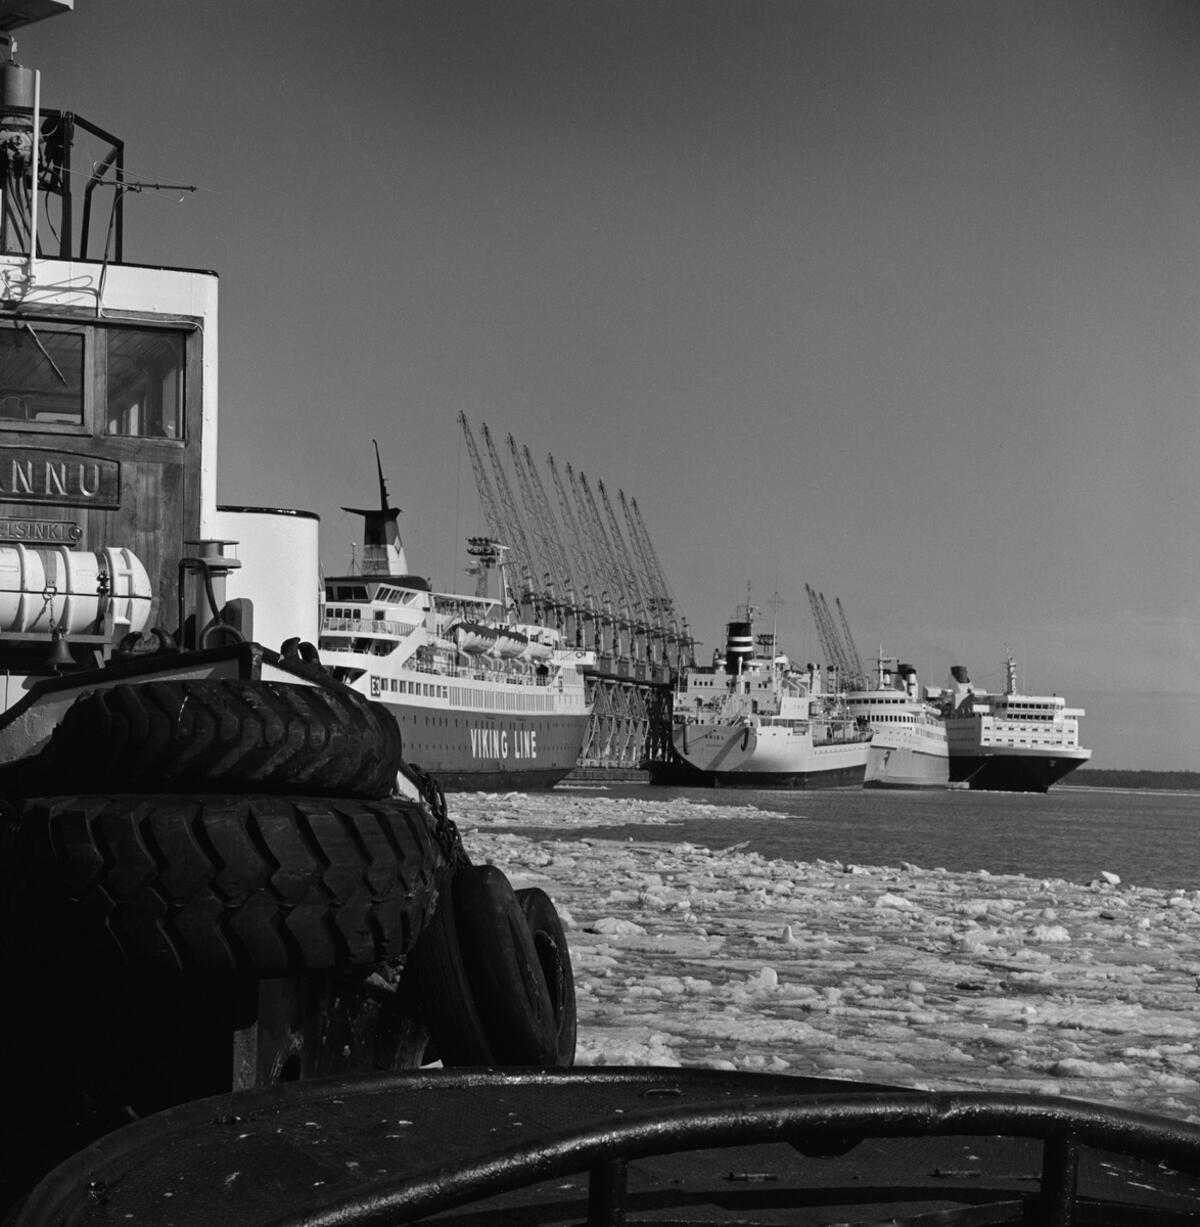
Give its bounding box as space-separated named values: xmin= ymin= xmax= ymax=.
xmin=458 ymin=414 xmax=694 ymax=770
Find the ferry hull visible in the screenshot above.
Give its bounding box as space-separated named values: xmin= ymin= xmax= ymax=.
xmin=383 ymin=702 xmax=590 ymax=792
xmin=864 ymin=741 xmax=950 ymax=789
xmin=949 ymin=749 xmax=1091 ymax=794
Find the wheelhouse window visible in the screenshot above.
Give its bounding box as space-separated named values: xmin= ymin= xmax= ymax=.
xmin=0 ymin=320 xmax=188 ymax=437
xmin=105 ymin=328 xmax=184 ymax=437
xmin=0 ymin=322 xmax=85 ymax=426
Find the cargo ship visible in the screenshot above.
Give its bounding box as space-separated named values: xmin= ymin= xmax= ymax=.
xmin=659 ymin=618 xmax=872 ymax=788
xmin=319 ymin=451 xmax=592 ymax=790
xmin=931 ymin=657 xmax=1091 ymax=792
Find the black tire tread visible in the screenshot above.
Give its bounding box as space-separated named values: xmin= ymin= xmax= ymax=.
xmin=13 ymin=794 xmax=445 ymax=974
xmin=41 ymin=680 xmax=403 ymax=798
xmin=516 ymin=886 xmax=577 ymax=1068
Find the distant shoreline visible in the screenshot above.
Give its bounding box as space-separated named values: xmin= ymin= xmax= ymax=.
xmin=1069 ymin=769 xmax=1199 ymax=792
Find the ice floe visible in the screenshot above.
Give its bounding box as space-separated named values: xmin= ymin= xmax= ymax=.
xmin=451 ymin=791 xmax=1200 ymax=1122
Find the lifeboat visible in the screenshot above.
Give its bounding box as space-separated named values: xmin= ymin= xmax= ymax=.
xmin=492 ymin=630 xmax=529 ymax=659
xmin=453 ymin=622 xmax=499 ymax=654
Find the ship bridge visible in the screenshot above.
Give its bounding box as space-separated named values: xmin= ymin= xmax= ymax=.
xmin=1 ymin=13 xmax=318 ymax=672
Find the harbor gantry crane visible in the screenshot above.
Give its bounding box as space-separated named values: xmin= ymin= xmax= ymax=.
xmin=806 ymin=584 xmax=849 ymax=686
xmin=508 ymin=435 xmax=581 ymax=644
xmin=836 ymin=596 xmax=868 ymax=690
xmin=575 ymin=469 xmax=636 ymax=666
xmin=521 ymin=444 xmax=580 ymax=607
xmin=627 ymin=494 xmax=694 ymax=669
xmin=459 ymin=422 xmax=689 ymax=770
xmin=616 ymin=490 xmax=663 ymax=667
xmin=479 ymin=421 xmax=542 ymax=621
xmin=805 ymin=584 xmax=868 ymax=691
xmin=458 ymin=412 xmax=522 ymax=616
xmin=546 ymin=453 xmax=602 ymax=654
xmin=821 ymin=591 xmax=867 ymax=690
xmin=564 ymin=463 xmax=622 ymax=663
xmin=598 ymin=479 xmax=653 ymax=668
xmin=820 ymin=591 xmax=856 ymax=687
xmin=617 ymin=489 xmax=672 ymax=671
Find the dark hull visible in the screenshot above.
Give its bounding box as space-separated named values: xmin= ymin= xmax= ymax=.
xmin=651 ymin=756 xmax=867 ymax=790
xmin=427 ymin=764 xmax=582 ymax=791
xmin=949 ymin=751 xmax=1090 ymax=793
xmin=385 ymin=703 xmax=590 ymax=793
xmin=863 ymin=778 xmax=940 ymax=790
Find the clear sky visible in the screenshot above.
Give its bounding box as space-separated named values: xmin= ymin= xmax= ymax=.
xmin=21 ymin=1 xmax=1200 ymax=771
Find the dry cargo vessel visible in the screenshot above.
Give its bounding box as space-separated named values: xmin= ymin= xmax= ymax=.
xmin=663 ymin=618 xmax=872 ymax=788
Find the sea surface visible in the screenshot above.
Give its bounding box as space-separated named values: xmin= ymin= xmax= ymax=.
xmin=548 ymin=783 xmax=1199 ymax=892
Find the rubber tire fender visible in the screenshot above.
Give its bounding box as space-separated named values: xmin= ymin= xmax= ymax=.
xmin=516 ymin=887 xmax=577 ymax=1067
xmin=407 ymin=870 xmax=496 ymax=1067
xmin=453 ymin=864 xmax=558 ymax=1066
xmin=39 ymin=680 xmax=404 ymax=799
xmin=10 ymin=793 xmax=446 ymax=975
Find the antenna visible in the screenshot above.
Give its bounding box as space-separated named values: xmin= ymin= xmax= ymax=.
xmin=373 ymin=439 xmax=389 ymax=512
xmin=767 ymin=589 xmax=784 ymax=657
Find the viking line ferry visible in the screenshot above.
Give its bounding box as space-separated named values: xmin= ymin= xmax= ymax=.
xmin=319 ymin=451 xmax=592 ymax=790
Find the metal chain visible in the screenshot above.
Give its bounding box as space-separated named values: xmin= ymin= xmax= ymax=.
xmin=408 ymin=763 xmax=469 ymax=869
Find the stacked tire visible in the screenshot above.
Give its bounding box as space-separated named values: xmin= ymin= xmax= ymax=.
xmin=2 ymin=676 xmax=578 ymax=1068
xmin=409 ymin=864 xmax=577 ymax=1068
xmin=3 ymin=679 xmax=446 ymax=976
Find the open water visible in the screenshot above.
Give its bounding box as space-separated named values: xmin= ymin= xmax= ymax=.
xmin=551 ymin=784 xmax=1200 ymax=892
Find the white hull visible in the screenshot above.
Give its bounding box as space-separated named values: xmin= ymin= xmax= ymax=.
xmin=672 ymin=719 xmax=871 ymax=788
xmin=847 ymin=666 xmax=950 ymax=791
xmin=864 ymin=728 xmax=950 ymax=789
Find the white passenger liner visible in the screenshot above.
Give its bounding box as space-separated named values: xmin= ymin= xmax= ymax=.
xmin=931 ymin=658 xmax=1091 ymax=792
xmin=849 ymin=655 xmax=1091 ymax=793
xmin=319 ymin=455 xmax=592 ymax=790
xmin=846 ymin=657 xmax=951 ymax=789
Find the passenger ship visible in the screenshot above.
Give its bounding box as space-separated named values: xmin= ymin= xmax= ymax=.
xmin=930 ymin=658 xmax=1091 ymax=793
xmin=660 ymin=619 xmax=872 ymax=788
xmin=845 ymin=657 xmax=951 ymax=789
xmin=319 ymin=455 xmax=592 ymax=790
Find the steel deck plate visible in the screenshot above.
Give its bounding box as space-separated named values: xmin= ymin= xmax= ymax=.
xmin=11 ymin=1068 xmax=1200 ymax=1226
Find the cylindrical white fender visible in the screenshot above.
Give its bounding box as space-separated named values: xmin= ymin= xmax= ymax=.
xmin=0 ymin=544 xmax=152 ymax=638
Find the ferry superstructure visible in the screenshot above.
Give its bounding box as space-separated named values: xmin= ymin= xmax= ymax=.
xmin=845 ymin=657 xmax=951 ymax=789
xmin=660 ymin=619 xmax=872 ymax=788
xmin=319 ymin=454 xmax=592 ymax=790
xmin=931 ymin=658 xmax=1091 ymax=792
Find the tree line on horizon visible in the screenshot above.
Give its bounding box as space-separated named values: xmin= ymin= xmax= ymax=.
xmin=1072 ymin=769 xmax=1199 ymax=792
